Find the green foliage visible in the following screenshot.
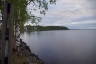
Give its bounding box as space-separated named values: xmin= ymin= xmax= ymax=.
xmin=25 ymin=25 xmax=69 ymax=32
xmin=0 ymin=0 xmax=56 ymax=31
xmin=31 ymin=15 xmax=41 ymax=25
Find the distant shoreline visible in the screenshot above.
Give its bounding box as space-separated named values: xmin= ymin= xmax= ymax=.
xmin=25 ymin=25 xmax=69 ymax=32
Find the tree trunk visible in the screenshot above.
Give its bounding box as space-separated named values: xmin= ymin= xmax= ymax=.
xmin=1 ymin=1 xmax=15 ymax=64
xmin=8 ymin=3 xmax=15 ymax=64
xmin=1 ymin=0 xmax=7 ymax=64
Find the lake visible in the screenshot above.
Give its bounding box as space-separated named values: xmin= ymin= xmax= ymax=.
xmin=21 ymin=30 xmax=96 ymax=64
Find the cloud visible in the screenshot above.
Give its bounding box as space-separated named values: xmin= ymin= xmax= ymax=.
xmin=28 ymin=0 xmax=96 ymax=29
xmin=71 ymin=20 xmax=96 ymax=25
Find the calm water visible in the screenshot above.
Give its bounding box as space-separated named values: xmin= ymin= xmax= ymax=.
xmin=21 ymin=30 xmax=96 ymax=64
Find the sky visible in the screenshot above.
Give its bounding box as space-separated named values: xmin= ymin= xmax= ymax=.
xmin=28 ymin=0 xmax=96 ymax=29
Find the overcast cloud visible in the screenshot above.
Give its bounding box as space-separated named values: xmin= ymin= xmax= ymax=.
xmin=37 ymin=0 xmax=96 ymax=29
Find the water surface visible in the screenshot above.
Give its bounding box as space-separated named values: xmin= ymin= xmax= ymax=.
xmin=21 ymin=30 xmax=96 ymax=64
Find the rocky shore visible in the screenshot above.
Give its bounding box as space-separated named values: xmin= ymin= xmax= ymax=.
xmin=0 ymin=26 xmax=45 ymax=64
xmin=12 ymin=39 xmax=45 ymax=64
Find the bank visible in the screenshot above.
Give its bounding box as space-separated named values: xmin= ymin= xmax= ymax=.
xmin=12 ymin=39 xmax=44 ymax=64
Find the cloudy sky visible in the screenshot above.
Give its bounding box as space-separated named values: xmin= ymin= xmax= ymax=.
xmin=28 ymin=0 xmax=96 ymax=29
xmin=38 ymin=0 xmax=96 ymax=29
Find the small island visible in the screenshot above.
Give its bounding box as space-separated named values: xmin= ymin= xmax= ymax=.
xmin=25 ymin=25 xmax=69 ymax=32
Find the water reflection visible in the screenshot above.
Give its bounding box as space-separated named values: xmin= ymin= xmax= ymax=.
xmin=21 ymin=30 xmax=96 ymax=64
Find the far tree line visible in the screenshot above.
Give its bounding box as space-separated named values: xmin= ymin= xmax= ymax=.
xmin=25 ymin=25 xmax=69 ymax=32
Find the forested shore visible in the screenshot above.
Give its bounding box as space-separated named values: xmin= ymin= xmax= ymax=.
xmin=25 ymin=25 xmax=69 ymax=32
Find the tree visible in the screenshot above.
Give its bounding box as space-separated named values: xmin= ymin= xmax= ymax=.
xmin=0 ymin=0 xmax=56 ymax=64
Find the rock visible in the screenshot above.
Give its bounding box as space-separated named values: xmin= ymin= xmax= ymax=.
xmin=12 ymin=39 xmax=45 ymax=64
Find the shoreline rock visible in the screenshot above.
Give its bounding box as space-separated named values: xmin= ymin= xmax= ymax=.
xmin=12 ymin=39 xmax=45 ymax=64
